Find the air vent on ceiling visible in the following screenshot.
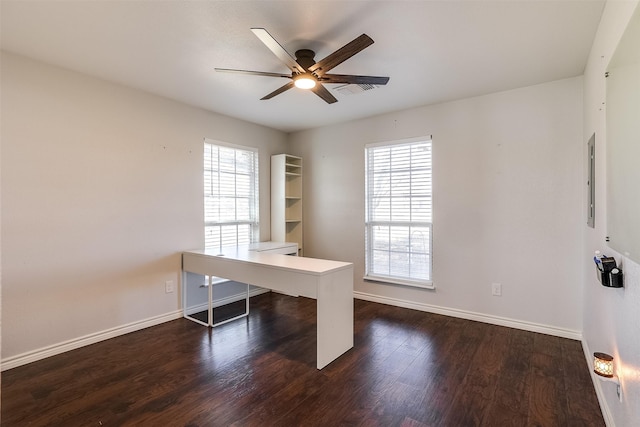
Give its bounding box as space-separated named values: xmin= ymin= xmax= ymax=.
xmin=334 ymin=84 xmax=378 ymax=96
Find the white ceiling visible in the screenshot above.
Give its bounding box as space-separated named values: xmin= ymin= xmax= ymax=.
xmin=1 ymin=0 xmax=605 ymax=133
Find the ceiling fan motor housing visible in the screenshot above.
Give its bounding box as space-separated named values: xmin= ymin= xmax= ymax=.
xmin=294 ymin=49 xmax=317 ymax=72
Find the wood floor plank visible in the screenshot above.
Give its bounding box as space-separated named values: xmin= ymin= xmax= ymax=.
xmin=444 ymin=325 xmax=511 ymax=426
xmin=560 ymin=339 xmax=606 ymax=427
xmin=528 ymin=333 xmax=570 ymax=426
xmin=480 ymin=328 xmax=534 ymax=426
xmin=1 ymin=293 xmax=605 ymax=427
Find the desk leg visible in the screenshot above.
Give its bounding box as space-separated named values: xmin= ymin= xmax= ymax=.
xmin=182 ymin=272 xmax=210 ymax=327
xmin=316 ymin=267 xmax=354 ymax=369
xmin=208 ymin=275 xmax=213 ymax=327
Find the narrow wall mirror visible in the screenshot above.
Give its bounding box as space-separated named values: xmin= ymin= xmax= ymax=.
xmin=606 ymin=5 xmax=640 ymax=263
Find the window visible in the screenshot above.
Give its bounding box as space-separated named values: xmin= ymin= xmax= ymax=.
xmin=204 ymin=139 xmax=259 ymax=249
xmin=365 ymin=137 xmax=433 ymax=288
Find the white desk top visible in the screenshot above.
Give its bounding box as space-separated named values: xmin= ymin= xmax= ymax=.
xmin=184 ymin=245 xmax=352 ymax=276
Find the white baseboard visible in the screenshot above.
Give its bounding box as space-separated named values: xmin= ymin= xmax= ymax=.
xmin=581 ymin=338 xmax=615 ymax=427
xmin=353 ymin=291 xmax=582 ymax=340
xmin=359 ymin=290 xmax=607 ymax=423
xmin=1 ymin=310 xmax=182 ymax=371
xmin=2 ymin=289 xmax=582 ymax=373
xmin=2 ymin=288 xmax=273 ymax=372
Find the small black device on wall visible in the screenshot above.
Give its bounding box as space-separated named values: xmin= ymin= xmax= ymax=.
xmin=594 ymin=251 xmax=624 ymax=288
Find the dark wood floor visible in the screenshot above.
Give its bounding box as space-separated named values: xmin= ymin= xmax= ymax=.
xmin=2 ymin=293 xmax=604 ymax=426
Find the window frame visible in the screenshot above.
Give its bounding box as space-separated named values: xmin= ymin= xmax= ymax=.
xmin=364 ymin=136 xmax=434 ymax=289
xmin=203 ymin=138 xmax=259 ymax=250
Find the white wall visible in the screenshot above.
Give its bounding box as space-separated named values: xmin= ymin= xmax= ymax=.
xmin=582 ymin=1 xmax=640 ymax=425
xmin=289 ymin=76 xmax=584 ymax=336
xmin=0 ymin=52 xmax=288 ymax=362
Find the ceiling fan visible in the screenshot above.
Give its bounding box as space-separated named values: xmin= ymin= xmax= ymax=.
xmin=215 ymin=28 xmax=390 ymax=104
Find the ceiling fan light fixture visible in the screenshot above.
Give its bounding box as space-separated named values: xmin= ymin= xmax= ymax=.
xmin=220 ymin=29 xmax=387 ymax=103
xmin=293 ymin=74 xmax=316 ymax=90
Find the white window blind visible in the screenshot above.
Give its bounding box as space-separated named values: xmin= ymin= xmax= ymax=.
xmin=204 ymin=140 xmax=259 ymax=249
xmin=365 ymin=138 xmax=433 ymax=288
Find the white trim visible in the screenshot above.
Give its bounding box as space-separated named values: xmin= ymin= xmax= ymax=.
xmin=363 ymin=275 xmax=435 ymax=290
xmin=185 ymin=302 xmax=210 ymax=316
xmin=364 ymin=138 xmax=433 ymax=283
xmin=203 ymin=140 xmax=260 ymax=250
xmin=353 ymin=291 xmax=582 ymax=340
xmin=203 ymin=137 xmax=258 ymax=153
xmin=365 ymin=135 xmax=433 ymax=149
xmin=1 ymin=310 xmax=182 ymax=371
xmin=581 ymin=338 xmax=615 ymax=427
xmin=3 ymin=288 xmax=273 ymax=372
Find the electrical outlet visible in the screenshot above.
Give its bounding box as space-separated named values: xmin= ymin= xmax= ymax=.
xmin=165 ymin=280 xmax=174 ymax=293
xmin=492 ymin=283 xmax=502 ymax=296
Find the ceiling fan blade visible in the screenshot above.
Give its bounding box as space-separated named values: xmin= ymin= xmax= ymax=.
xmin=308 ymin=34 xmax=374 ymax=76
xmin=321 ymin=74 xmax=390 ymax=85
xmin=261 ymin=81 xmax=295 ymax=100
xmin=215 ymin=68 xmax=292 ymax=79
xmin=251 ymin=28 xmax=306 ymax=74
xmin=310 ymin=83 xmax=338 ymax=104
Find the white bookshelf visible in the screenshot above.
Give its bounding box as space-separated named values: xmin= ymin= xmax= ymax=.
xmin=271 ymin=154 xmax=303 ymax=256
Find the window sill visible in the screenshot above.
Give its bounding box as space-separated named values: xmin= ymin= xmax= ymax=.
xmin=363 ymin=275 xmax=435 ymax=290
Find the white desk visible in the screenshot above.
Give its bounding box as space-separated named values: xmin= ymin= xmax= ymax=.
xmin=182 ymin=244 xmax=354 ymax=369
